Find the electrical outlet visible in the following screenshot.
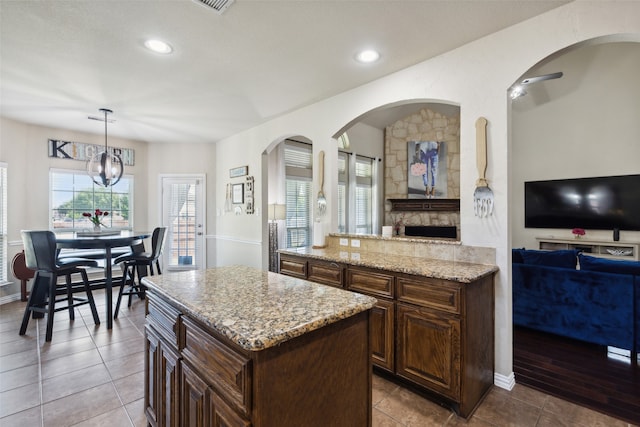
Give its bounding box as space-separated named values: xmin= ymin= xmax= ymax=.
xmin=351 ymin=252 xmax=360 ymax=260
xmin=351 ymin=239 xmax=360 ymax=248
xmin=340 ymin=238 xmax=349 ymax=246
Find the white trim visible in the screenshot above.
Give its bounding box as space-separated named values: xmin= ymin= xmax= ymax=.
xmin=0 ymin=293 xmax=22 ymax=305
xmin=159 ymin=174 xmax=207 ymax=270
xmin=494 ymin=371 xmax=515 ymax=391
xmin=212 ymin=234 xmax=262 ymax=246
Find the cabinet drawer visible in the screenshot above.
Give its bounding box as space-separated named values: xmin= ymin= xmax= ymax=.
xmin=308 ymin=260 xmax=343 ymax=288
xmin=397 ymin=276 xmax=461 ymax=315
xmin=181 ymin=317 xmax=252 ymax=415
xmin=279 ymin=255 xmax=307 ymax=278
xmin=346 ymin=267 xmax=394 ymax=298
xmin=146 ymin=293 xmax=181 ymax=346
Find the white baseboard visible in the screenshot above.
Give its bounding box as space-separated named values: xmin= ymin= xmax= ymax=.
xmin=494 ymin=371 xmax=515 ymax=390
xmin=0 ymin=293 xmax=22 ymax=305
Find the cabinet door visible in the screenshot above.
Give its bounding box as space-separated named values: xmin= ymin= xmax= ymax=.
xmin=160 ymin=343 xmax=181 ymax=427
xmin=396 ymin=303 xmax=461 ymax=399
xmin=211 ymin=392 xmax=252 ymax=427
xmin=181 ymin=362 xmax=211 ymax=427
xmin=279 ymin=255 xmax=307 ymax=278
xmin=307 ymin=259 xmax=343 ymax=288
xmin=370 ymin=298 xmax=395 ymax=372
xmin=145 ymin=326 xmax=161 ymax=427
xmin=346 ymin=267 xmax=394 ymax=299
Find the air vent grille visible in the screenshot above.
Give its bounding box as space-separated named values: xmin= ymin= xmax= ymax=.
xmin=194 ymin=0 xmax=235 ymax=14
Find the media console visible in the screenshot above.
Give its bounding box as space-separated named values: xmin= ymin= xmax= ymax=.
xmin=537 ymin=237 xmax=639 ymax=261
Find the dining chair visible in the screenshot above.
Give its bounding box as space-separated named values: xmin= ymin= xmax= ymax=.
xmin=19 ymin=230 xmax=101 ymax=342
xmin=113 ymin=227 xmax=167 ymax=318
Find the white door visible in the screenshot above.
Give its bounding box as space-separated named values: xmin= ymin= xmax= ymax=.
xmin=160 ymin=175 xmax=205 ymax=271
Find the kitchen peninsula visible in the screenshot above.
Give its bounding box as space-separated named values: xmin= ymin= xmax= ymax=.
xmin=279 ymin=234 xmax=498 ymax=418
xmin=141 ymin=265 xmax=377 ymax=427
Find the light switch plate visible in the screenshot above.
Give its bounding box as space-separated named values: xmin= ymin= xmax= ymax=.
xmin=340 ymin=238 xmax=349 ymax=246
xmin=351 ymin=239 xmax=360 ymax=248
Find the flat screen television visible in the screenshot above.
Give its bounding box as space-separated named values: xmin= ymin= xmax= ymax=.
xmin=524 ymin=174 xmax=640 ymax=231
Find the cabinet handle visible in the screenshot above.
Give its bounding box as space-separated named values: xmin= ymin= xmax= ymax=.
xmin=330 ymin=262 xmax=340 ymax=268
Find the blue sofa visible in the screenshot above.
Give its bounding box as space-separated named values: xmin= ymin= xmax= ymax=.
xmin=512 ymin=249 xmax=640 ymax=353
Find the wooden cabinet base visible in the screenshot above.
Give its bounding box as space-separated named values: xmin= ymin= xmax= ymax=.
xmin=282 ymin=254 xmax=495 ymax=419
xmin=146 ymin=289 xmax=372 ymax=427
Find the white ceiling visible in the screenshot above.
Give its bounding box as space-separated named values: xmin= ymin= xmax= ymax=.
xmin=0 ymin=0 xmax=570 ymax=144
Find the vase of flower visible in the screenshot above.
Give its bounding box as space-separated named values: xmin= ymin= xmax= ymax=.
xmin=83 ymin=209 xmax=109 ymax=232
xmin=571 ymin=228 xmax=585 ymax=239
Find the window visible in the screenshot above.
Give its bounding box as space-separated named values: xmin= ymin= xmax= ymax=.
xmin=284 ymin=141 xmax=312 ymax=248
xmin=354 ymin=156 xmax=374 ymax=234
xmin=0 ymin=163 xmax=7 ymax=284
xmin=337 ymin=152 xmax=348 ymax=233
xmin=337 ymin=153 xmax=376 ymax=234
xmin=50 ymin=169 xmax=133 ymax=231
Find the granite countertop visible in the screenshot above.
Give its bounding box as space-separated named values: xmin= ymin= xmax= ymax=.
xmin=279 ymin=246 xmax=498 ymax=283
xmin=141 ymin=265 xmax=377 ymax=352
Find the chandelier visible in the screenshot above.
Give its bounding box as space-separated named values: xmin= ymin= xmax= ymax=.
xmin=87 ymin=108 xmax=124 ymax=187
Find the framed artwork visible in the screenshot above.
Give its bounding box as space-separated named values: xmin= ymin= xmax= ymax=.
xmin=232 ymin=183 xmax=244 ymax=204
xmin=229 ymin=165 xmax=248 ymax=178
xmin=408 ymin=141 xmax=447 ymax=199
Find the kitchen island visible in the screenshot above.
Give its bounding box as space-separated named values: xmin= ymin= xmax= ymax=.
xmin=141 ymin=265 xmax=376 ymax=427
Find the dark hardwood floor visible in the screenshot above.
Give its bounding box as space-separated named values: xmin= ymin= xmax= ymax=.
xmin=514 ymin=326 xmax=640 ymax=425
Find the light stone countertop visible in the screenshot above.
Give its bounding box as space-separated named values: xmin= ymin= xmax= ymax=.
xmin=279 ymin=246 xmax=498 ymax=283
xmin=141 ymin=265 xmax=377 ymax=351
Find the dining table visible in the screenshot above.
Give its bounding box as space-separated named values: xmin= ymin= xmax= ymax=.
xmin=55 ymin=231 xmax=151 ymax=329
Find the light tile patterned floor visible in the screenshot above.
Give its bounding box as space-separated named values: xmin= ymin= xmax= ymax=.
xmin=0 ymin=290 xmax=635 ymax=426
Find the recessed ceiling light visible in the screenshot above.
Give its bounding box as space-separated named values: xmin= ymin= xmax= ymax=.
xmin=355 ymin=49 xmax=380 ymax=64
xmin=144 ymin=39 xmax=173 ymax=54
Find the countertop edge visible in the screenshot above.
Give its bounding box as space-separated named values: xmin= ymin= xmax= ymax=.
xmin=279 ymin=248 xmax=498 ymax=283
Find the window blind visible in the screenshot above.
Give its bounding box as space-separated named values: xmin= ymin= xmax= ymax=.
xmin=337 ymin=152 xmax=348 ymax=233
xmin=355 ymin=156 xmax=373 ymax=234
xmin=284 ymin=141 xmax=312 ymax=248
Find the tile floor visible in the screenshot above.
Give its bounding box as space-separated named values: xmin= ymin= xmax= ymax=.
xmin=0 ymin=289 xmax=636 ymax=427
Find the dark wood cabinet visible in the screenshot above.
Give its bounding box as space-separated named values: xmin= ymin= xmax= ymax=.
xmin=396 ymin=303 xmax=461 ymax=398
xmin=280 ymin=253 xmax=494 ymax=418
xmin=368 ymin=298 xmax=395 ymax=372
xmin=146 ymin=288 xmax=372 ymax=427
xmin=145 ymin=296 xmax=182 ymax=427
xmin=279 ymin=254 xmax=344 ymax=288
xmin=278 ymin=254 xmax=307 ymax=278
xmin=346 ymin=267 xmax=395 ymax=372
xmin=307 ymin=259 xmax=344 ymax=288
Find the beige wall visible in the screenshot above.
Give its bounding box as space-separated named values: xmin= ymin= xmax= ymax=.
xmin=0 ymin=117 xmax=149 ymax=300
xmin=512 ymin=41 xmax=640 ymax=248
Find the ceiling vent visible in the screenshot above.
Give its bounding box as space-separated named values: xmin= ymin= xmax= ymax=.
xmin=194 ymin=0 xmax=235 ymax=15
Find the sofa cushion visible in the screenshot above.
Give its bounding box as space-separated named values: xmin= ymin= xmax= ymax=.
xmin=512 ymin=263 xmax=635 ymax=350
xmin=520 ymin=249 xmax=577 ymax=269
xmin=578 ymin=254 xmax=640 ymax=275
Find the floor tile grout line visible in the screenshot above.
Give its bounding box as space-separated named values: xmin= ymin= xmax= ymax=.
xmin=79 ymin=302 xmax=137 ymax=427
xmin=35 ymin=318 xmax=44 ymax=427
